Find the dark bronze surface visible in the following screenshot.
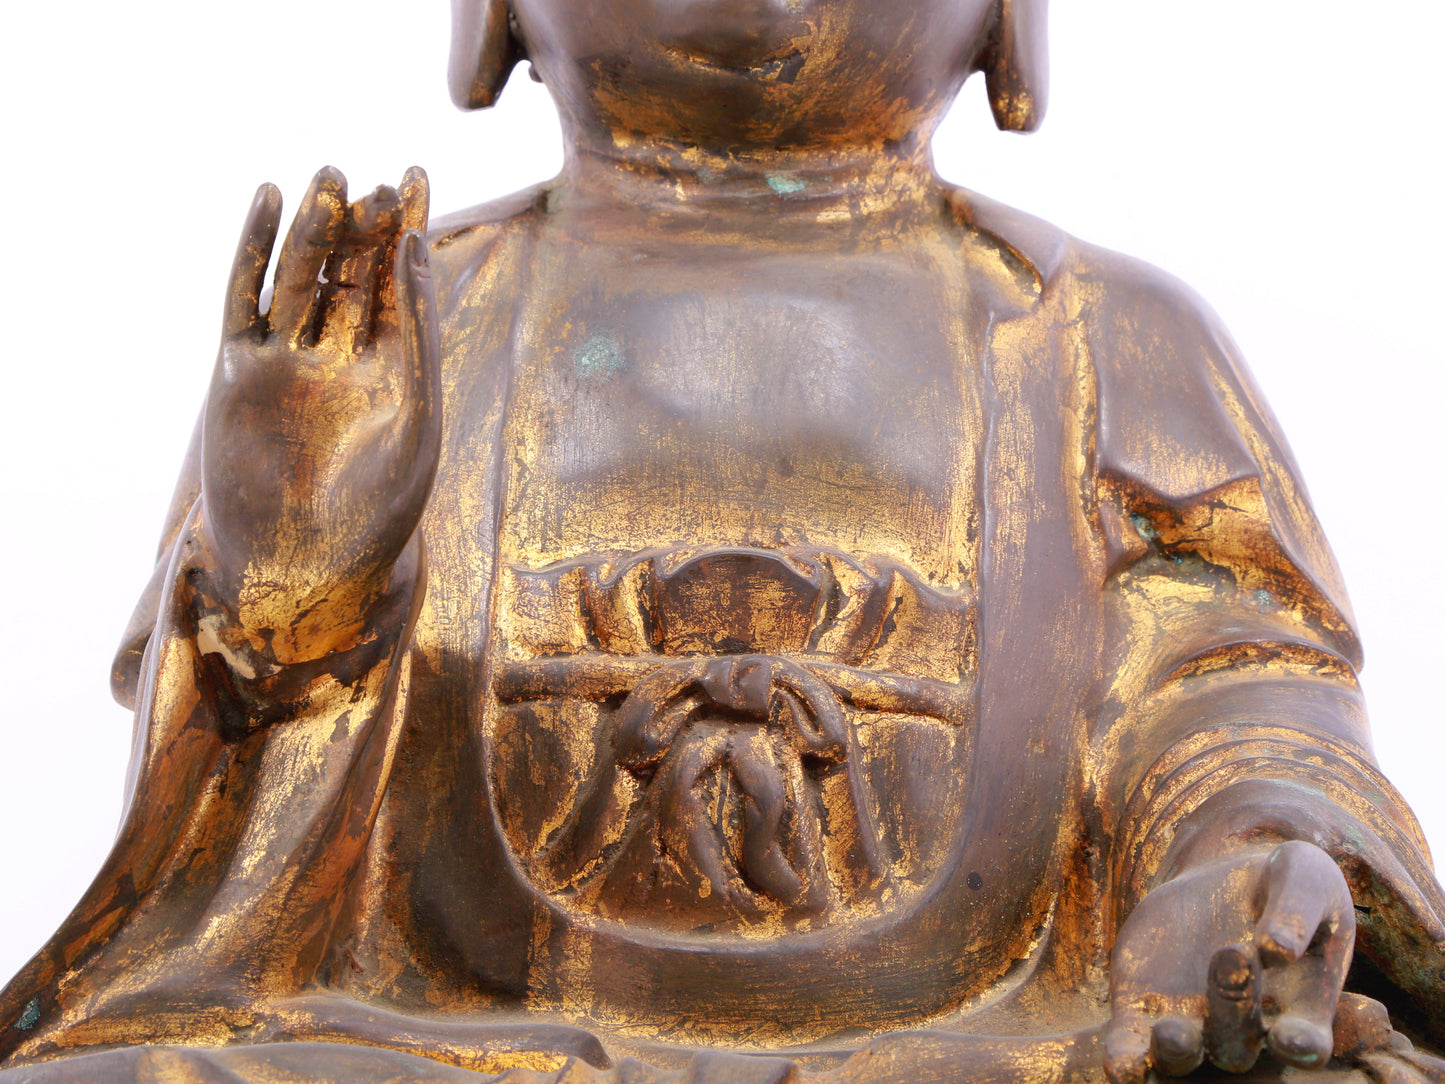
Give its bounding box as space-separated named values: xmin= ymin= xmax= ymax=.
xmin=2 ymin=2 xmax=1442 ymax=1082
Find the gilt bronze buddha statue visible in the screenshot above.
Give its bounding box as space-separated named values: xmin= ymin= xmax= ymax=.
xmin=2 ymin=1 xmax=1442 ymax=1081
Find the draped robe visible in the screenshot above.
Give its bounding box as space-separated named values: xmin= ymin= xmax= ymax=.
xmin=2 ymin=186 xmax=1441 ymax=1083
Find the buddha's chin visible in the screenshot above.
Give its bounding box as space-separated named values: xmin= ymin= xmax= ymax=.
xmin=652 ymin=0 xmax=813 ymax=71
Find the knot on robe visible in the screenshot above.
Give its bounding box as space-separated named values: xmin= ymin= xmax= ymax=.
xmin=603 ymin=654 xmax=879 ymax=914
xmin=490 ymin=546 xmax=976 ymax=931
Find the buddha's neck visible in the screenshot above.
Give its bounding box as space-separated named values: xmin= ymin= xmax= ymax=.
xmin=551 ymin=130 xmax=948 ymax=242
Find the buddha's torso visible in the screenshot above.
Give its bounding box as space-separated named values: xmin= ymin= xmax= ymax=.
xmin=385 ymin=204 xmax=1079 ymax=1044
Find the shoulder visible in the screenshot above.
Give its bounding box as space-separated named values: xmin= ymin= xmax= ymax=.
xmin=947 ymin=181 xmax=1236 ymax=364
xmin=975 ymin=197 xmax=1355 ymax=643
xmin=1068 ymin=240 xmax=1268 ymax=503
xmin=955 ymin=191 xmax=1357 ymax=648
xmin=945 ymin=186 xmax=1072 ymax=297
xmin=946 ymin=186 xmax=1264 ymax=501
xmin=427 ymin=182 xmax=549 ymax=243
xmin=424 ymin=183 xmax=550 ymax=306
xmin=951 ymin=186 xmax=1229 ymax=348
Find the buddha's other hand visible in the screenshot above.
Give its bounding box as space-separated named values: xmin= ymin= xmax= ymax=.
xmin=1104 ymin=840 xmax=1356 ymax=1081
xmin=202 ymin=167 xmax=439 ymax=660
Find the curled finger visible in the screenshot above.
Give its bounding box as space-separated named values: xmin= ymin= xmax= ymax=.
xmin=1256 ymin=843 xmax=1355 ymax=1069
xmin=1256 ymin=840 xmax=1347 ymax=965
xmin=321 ymin=183 xmax=402 ymax=353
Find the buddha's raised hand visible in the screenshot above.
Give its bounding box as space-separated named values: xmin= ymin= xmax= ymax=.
xmin=1104 ymin=840 xmax=1361 ymax=1082
xmin=201 ymin=167 xmax=439 ymax=663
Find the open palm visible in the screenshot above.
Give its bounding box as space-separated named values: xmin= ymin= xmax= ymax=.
xmin=202 ymin=166 xmax=439 ymax=659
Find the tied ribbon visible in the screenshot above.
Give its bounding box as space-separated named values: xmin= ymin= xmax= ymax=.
xmin=528 ymin=654 xmax=889 ymax=919
xmin=615 ymin=655 xmax=851 ymax=772
xmin=607 ymin=655 xmax=883 ymax=913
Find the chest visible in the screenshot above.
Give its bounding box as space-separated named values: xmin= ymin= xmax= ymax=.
xmin=497 ymin=242 xmax=987 ymax=575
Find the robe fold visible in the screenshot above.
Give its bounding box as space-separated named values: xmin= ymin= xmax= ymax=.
xmin=2 ymin=186 xmax=1440 ymax=1083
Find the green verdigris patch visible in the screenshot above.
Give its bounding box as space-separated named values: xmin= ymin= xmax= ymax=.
xmin=573 ymin=333 xmax=626 ymax=380
xmin=16 ymin=997 xmax=39 ymax=1031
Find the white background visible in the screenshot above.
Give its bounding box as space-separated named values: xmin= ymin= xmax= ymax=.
xmin=1 ymin=2 xmax=1440 ymax=983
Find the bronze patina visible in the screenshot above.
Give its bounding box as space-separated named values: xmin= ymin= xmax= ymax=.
xmin=2 ymin=1 xmax=1442 ymax=1082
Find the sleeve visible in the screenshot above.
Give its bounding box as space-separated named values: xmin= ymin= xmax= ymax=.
xmin=0 ymin=498 xmax=424 ymax=1061
xmin=110 ymin=409 xmax=203 ymax=709
xmin=1081 ymin=248 xmax=1445 ymax=1037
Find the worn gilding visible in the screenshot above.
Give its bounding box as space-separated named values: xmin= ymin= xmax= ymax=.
xmin=3 ymin=2 xmax=1443 ymax=1083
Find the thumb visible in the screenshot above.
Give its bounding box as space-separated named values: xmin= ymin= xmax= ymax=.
xmin=389 ymin=229 xmax=443 ymax=506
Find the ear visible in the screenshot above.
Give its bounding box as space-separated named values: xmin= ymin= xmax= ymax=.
xmin=449 ymin=0 xmax=527 ymax=110
xmin=982 ymin=0 xmax=1049 ymax=133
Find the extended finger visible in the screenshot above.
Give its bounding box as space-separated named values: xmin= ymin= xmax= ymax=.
xmin=1267 ymin=1014 xmax=1334 ymax=1071
xmin=1151 ymin=1016 xmax=1205 ymax=1077
xmin=1264 ymin=951 xmax=1349 ymax=1071
xmin=1102 ymin=1015 xmax=1152 ymax=1084
xmin=222 ymin=184 xmax=282 ymax=340
xmin=399 ymin=165 xmax=430 ymax=235
xmin=1204 ymin=945 xmax=1266 ymax=1073
xmin=269 ymin=166 xmax=348 ymax=343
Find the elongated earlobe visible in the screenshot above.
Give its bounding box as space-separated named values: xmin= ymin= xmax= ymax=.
xmin=983 ymin=0 xmax=1049 ymax=133
xmin=449 ymin=0 xmax=527 ymax=110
